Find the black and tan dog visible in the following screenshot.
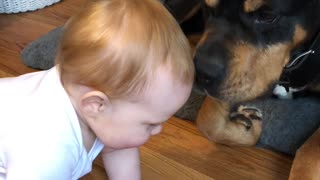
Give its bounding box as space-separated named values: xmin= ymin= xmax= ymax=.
xmin=167 ymin=0 xmax=320 ymax=179
xmin=192 ymin=0 xmax=320 ymax=145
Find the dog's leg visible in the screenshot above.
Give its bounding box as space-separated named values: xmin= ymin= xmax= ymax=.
xmin=289 ymin=129 xmax=320 ymax=180
xmin=196 ymin=96 xmax=262 ymax=146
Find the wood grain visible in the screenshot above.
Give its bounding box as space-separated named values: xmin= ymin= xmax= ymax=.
xmin=0 ymin=0 xmax=293 ymax=179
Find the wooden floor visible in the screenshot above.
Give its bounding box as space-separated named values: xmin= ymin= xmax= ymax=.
xmin=0 ymin=0 xmax=293 ymax=179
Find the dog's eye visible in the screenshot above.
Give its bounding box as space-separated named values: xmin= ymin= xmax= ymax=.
xmin=254 ymin=11 xmax=279 ymax=24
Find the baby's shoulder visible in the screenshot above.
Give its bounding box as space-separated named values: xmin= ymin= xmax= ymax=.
xmin=5 ymin=133 xmax=81 ymax=167
xmin=3 ymin=139 xmax=80 ymax=179
xmin=0 ymin=71 xmax=46 ymax=98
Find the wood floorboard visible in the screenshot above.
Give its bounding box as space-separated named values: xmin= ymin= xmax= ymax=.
xmin=0 ymin=0 xmax=293 ymax=179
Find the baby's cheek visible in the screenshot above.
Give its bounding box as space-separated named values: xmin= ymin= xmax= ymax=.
xmin=125 ymin=133 xmax=150 ymax=148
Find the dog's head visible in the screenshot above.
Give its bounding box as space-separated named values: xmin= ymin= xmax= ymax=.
xmin=193 ymin=0 xmax=320 ymax=104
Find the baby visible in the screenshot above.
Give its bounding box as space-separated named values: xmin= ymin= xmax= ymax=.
xmin=0 ymin=0 xmax=194 ymax=179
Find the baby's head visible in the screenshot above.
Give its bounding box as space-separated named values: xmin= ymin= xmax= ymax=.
xmin=56 ymin=0 xmax=194 ymax=149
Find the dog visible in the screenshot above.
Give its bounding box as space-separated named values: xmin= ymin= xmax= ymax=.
xmin=193 ymin=0 xmax=320 ymax=145
xmin=166 ymin=0 xmax=320 ymax=179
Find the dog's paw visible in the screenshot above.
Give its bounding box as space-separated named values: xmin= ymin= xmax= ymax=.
xmin=230 ymin=106 xmax=262 ymax=130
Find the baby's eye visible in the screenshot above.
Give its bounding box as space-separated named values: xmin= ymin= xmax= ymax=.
xmin=149 ymin=123 xmax=160 ymax=127
xmin=143 ymin=122 xmax=155 ymax=128
xmin=146 ymin=123 xmax=161 ymax=130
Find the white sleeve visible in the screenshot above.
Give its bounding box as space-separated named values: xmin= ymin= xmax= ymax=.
xmin=6 ymin=145 xmax=76 ymax=180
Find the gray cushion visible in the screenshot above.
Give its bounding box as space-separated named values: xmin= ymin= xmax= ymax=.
xmin=21 ymin=26 xmax=62 ymax=70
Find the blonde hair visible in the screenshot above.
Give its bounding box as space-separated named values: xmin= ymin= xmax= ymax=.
xmin=56 ymin=0 xmax=194 ymax=99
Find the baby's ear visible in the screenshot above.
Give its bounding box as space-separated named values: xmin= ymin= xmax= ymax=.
xmin=80 ymin=91 xmax=110 ymax=120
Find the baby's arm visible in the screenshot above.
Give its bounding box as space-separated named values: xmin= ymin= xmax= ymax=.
xmin=102 ymin=147 xmax=141 ymax=180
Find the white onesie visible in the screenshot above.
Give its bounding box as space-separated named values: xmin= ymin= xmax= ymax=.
xmin=0 ymin=67 xmax=104 ymax=180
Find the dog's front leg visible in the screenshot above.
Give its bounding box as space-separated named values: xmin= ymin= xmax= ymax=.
xmin=289 ymin=129 xmax=320 ymax=180
xmin=196 ymin=96 xmax=262 ymax=146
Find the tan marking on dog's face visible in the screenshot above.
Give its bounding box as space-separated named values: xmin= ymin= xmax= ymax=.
xmin=188 ymin=34 xmax=203 ymax=56
xmin=196 ymin=29 xmax=212 ymax=49
xmin=215 ymin=25 xmax=308 ymax=104
xmin=218 ymin=41 xmax=291 ymax=103
xmin=181 ymin=2 xmax=203 ymax=23
xmin=292 ymin=25 xmax=307 ymax=46
xmin=244 ymin=0 xmax=265 ymax=13
xmin=205 ymin=0 xmax=219 ymax=8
